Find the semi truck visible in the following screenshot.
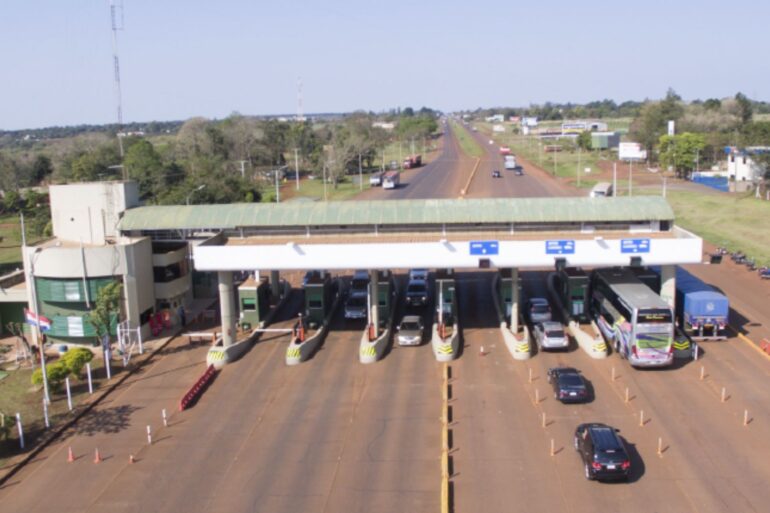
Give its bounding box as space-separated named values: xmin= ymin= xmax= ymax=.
xmin=651 ymin=266 xmax=729 ymax=340
xmin=504 ymin=154 xmax=517 ymax=170
xmin=403 ymin=155 xmax=422 ymax=169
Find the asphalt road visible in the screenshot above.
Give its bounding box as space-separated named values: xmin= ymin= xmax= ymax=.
xmin=4 ymin=122 xmax=770 ymax=513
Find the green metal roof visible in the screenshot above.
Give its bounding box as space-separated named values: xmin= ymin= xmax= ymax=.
xmin=118 ymin=196 xmax=674 ymax=231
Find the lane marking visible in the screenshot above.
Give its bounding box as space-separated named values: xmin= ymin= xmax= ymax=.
xmin=729 ymin=325 xmax=770 ymax=362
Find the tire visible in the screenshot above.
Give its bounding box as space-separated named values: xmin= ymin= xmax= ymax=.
xmin=584 ymin=463 xmax=594 ymax=481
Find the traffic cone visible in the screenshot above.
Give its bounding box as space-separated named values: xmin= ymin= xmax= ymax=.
xmin=67 ymin=446 xmax=75 ymax=463
xmin=129 ymin=454 xmax=136 ymax=464
xmin=479 ymin=345 xmax=485 ymax=356
xmin=93 ymin=448 xmax=102 ymax=464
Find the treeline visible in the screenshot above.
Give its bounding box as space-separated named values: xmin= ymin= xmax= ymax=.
xmin=0 ymin=110 xmax=439 ymax=206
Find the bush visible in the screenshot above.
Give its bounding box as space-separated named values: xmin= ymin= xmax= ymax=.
xmin=31 ymin=361 xmax=69 ymax=391
xmin=59 ymin=347 xmax=94 ymax=376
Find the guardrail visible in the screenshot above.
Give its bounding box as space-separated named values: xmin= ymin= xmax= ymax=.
xmin=179 ymin=364 xmax=218 ymax=411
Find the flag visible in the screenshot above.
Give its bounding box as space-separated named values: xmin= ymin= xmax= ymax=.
xmin=25 ymin=308 xmax=52 ymax=331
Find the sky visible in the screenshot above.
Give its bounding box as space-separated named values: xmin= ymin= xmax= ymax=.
xmin=1 ymin=0 xmax=769 ymax=130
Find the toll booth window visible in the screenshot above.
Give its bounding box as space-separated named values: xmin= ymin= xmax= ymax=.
xmin=308 ymin=300 xmax=323 ymax=308
xmin=242 ymin=298 xmax=256 ymax=311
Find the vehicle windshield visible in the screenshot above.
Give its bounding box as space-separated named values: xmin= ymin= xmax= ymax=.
xmin=546 ymin=329 xmax=565 ymax=338
xmin=560 ymin=374 xmax=583 ymax=387
xmin=347 ymin=297 xmax=365 ymax=307
xmin=407 ymin=284 xmax=427 ymax=293
xmin=400 ymin=322 xmax=421 ymax=331
xmin=532 ymin=304 xmax=549 ymax=314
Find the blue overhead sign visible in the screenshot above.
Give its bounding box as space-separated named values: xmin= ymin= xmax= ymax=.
xmin=621 ymin=238 xmax=651 ymax=254
xmin=470 ymin=241 xmax=499 ymax=255
xmin=545 ymin=240 xmax=575 ymax=255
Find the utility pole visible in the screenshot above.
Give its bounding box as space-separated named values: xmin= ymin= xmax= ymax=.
xmin=358 ymin=153 xmax=363 ymax=191
xmin=294 ymin=148 xmax=300 ymax=190
xmin=613 ymin=162 xmax=617 ymax=196
xmin=577 ymin=147 xmax=581 ymax=187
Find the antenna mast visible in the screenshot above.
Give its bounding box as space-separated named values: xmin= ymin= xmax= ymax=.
xmin=296 ymin=77 xmax=305 ymax=122
xmin=110 ymin=1 xmax=125 ymax=161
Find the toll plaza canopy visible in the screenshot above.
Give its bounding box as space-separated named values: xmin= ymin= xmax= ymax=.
xmin=118 ymin=196 xmax=703 ymax=271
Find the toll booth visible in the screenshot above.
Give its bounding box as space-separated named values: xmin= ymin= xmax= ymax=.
xmin=304 ymin=272 xmax=333 ymax=328
xmin=497 ymin=268 xmax=518 ymax=320
xmin=435 ymin=269 xmax=456 ymax=327
xmin=555 ymin=268 xmax=590 ymax=323
xmin=238 ymin=276 xmax=271 ymax=330
xmin=628 ymin=266 xmax=661 ymax=293
xmin=375 ymin=270 xmax=394 ymax=328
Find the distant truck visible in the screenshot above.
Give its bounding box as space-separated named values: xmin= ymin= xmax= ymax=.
xmin=403 ymin=155 xmax=422 ymax=169
xmin=382 ymin=170 xmax=400 ymax=189
xmin=504 ymin=154 xmax=517 ymax=170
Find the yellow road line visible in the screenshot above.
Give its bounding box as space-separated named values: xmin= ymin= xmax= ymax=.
xmin=459 ymin=157 xmax=481 ymax=198
xmin=730 ymin=326 xmax=770 ymax=362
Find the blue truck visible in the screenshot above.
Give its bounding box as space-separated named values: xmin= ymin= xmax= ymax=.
xmin=673 ymin=267 xmax=729 ymax=340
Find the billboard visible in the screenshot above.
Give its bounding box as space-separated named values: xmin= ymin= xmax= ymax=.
xmin=619 ymin=142 xmax=647 ymax=161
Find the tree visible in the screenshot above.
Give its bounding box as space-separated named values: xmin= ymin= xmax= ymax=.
xmin=31 ymin=155 xmax=54 ymax=183
xmin=31 ymin=361 xmax=69 ymax=391
xmin=735 ymin=92 xmax=753 ymax=125
xmin=123 ymin=139 xmax=164 ymax=200
xmin=658 ymin=132 xmax=706 ymax=178
xmin=630 ymin=90 xmax=685 ymax=159
xmin=88 ymin=281 xmax=123 ymax=348
xmin=576 ymin=131 xmax=592 ymax=151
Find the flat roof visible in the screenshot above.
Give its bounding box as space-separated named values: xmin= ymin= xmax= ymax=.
xmin=119 ymin=196 xmax=674 ymax=231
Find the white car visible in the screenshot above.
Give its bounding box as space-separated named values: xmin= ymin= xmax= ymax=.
xmin=397 ymin=315 xmax=424 ymax=346
xmin=533 ymin=321 xmax=568 ymax=350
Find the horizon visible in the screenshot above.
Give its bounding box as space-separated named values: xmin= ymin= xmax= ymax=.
xmin=2 ymin=1 xmax=769 ymax=131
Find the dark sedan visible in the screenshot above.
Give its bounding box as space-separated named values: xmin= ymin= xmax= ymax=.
xmin=547 ymin=367 xmax=589 ymax=403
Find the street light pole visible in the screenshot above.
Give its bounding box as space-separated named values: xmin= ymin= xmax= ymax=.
xmin=185 ymin=184 xmax=206 ymax=206
xmin=28 ymin=249 xmax=50 ymax=405
xmin=294 ymin=148 xmax=300 ymax=191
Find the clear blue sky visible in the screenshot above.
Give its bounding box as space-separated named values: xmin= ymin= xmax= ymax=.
xmin=1 ymin=0 xmax=768 ymax=130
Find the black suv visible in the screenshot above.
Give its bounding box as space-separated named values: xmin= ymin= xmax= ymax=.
xmin=547 ymin=367 xmax=589 ymax=403
xmin=574 ymin=423 xmax=631 ymax=481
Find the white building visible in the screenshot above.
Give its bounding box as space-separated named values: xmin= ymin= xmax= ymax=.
xmin=727 ymin=151 xmax=767 ymax=182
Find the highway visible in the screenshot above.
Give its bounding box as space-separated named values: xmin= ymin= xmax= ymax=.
xmin=3 ymin=122 xmax=770 ymax=513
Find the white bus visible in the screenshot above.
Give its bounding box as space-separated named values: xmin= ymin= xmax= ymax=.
xmin=382 ymin=171 xmax=400 ymax=189
xmin=590 ymin=268 xmax=674 ymax=368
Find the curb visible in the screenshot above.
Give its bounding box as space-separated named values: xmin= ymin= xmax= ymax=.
xmin=0 ymin=327 xmax=184 ymax=486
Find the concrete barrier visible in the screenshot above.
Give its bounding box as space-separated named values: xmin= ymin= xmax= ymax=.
xmin=359 ymin=286 xmax=398 ymax=364
xmin=431 ymin=322 xmax=460 ymax=362
xmin=207 ymin=280 xmax=293 ymax=369
xmin=286 ymin=280 xmax=343 ymax=366
xmin=490 ymin=273 xmax=531 ymax=360
xmin=567 ymin=320 xmax=608 ymax=359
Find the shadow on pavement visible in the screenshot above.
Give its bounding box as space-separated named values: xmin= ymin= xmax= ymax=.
xmin=67 ymin=404 xmax=143 ymax=437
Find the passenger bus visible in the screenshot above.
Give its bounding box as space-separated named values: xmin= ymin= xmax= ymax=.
xmin=382 ymin=170 xmax=400 ymax=189
xmin=590 ymin=268 xmax=674 ymax=368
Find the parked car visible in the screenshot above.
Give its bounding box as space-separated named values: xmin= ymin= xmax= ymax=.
xmin=344 ymin=295 xmax=367 ymax=320
xmin=547 ymin=367 xmax=589 ymax=403
xmin=405 ymin=279 xmax=430 ymax=307
xmin=397 ymin=315 xmax=424 ymax=346
xmin=409 ymin=269 xmax=429 ymax=281
xmin=574 ymin=423 xmax=631 ymax=481
xmin=533 ymin=321 xmax=568 ymax=350
xmin=492 ymin=170 xmax=501 ymax=178
xmin=526 ymin=297 xmax=552 ymax=324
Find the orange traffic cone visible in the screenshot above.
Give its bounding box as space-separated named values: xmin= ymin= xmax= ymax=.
xmin=93 ymin=448 xmax=102 ymax=464
xmin=67 ymin=446 xmax=75 ymax=463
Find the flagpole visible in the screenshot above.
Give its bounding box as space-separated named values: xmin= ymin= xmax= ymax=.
xmin=28 ymin=247 xmax=51 ymax=405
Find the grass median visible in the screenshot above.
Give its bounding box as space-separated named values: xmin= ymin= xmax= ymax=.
xmin=450 ymin=120 xmax=485 ymax=159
